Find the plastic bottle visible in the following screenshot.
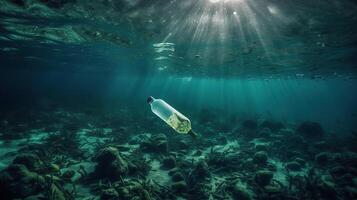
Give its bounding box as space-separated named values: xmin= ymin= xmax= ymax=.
xmin=147 ymin=96 xmax=198 ymax=138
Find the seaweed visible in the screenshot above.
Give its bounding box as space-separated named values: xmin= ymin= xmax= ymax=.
xmin=44 ymin=128 xmax=83 ymax=159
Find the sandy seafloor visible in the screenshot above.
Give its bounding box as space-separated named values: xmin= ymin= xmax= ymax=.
xmin=0 ymin=106 xmax=356 ymax=200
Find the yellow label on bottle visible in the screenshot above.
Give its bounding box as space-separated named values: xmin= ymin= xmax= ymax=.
xmin=166 ymin=113 xmax=191 ymax=134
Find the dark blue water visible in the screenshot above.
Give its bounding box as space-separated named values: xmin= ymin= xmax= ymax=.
xmin=2 ymin=69 xmax=356 ymax=132
xmin=1 ymin=1 xmax=357 ymax=200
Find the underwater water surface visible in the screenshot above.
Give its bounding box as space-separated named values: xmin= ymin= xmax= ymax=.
xmin=1 ymin=0 xmax=357 ymax=200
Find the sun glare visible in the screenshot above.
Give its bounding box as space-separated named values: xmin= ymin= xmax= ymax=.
xmin=209 ymin=0 xmax=244 ymax=3
xmin=160 ymin=0 xmax=286 ymax=71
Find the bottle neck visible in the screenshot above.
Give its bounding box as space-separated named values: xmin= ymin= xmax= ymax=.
xmin=147 ymin=96 xmax=155 ymax=104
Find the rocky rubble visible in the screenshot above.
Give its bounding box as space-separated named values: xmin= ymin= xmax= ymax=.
xmin=0 ymin=107 xmax=356 ymax=200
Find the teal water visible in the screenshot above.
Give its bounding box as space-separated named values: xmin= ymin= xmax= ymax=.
xmin=1 ymin=0 xmax=357 ymax=200
xmin=1 ymin=69 xmax=356 ymax=132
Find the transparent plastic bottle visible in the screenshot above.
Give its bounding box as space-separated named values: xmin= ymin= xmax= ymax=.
xmin=147 ymin=96 xmax=198 ymax=138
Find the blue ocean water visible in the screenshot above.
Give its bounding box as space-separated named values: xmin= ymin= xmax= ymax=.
xmin=2 ymin=70 xmax=356 ymax=132
xmin=1 ymin=0 xmax=357 ymax=200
